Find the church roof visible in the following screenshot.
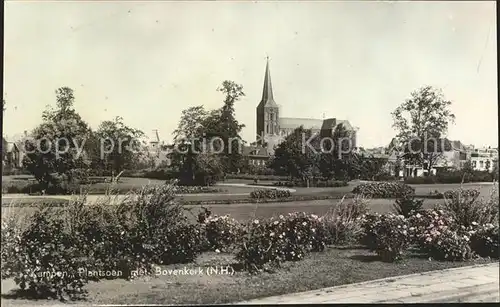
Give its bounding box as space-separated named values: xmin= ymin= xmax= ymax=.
xmin=257 ymin=58 xmax=278 ymax=108
xmin=279 ymin=117 xmax=324 ymax=130
xmin=280 ymin=117 xmax=355 ymax=131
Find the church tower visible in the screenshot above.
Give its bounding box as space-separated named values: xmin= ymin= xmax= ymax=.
xmin=256 ymin=57 xmax=280 ymax=145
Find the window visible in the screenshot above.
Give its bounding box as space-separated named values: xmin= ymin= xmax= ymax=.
xmin=472 ymin=161 xmax=477 ymax=168
xmin=479 ymin=161 xmax=484 ymax=168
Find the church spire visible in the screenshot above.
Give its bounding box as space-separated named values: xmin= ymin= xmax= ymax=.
xmin=260 ymin=57 xmax=277 ymax=106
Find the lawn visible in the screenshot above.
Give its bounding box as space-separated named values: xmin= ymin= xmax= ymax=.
xmin=1 ymin=198 xmax=445 ymax=224
xmin=1 ymin=247 xmax=494 ymax=305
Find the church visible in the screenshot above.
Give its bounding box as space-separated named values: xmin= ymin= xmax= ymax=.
xmin=253 ymin=58 xmax=358 ymax=156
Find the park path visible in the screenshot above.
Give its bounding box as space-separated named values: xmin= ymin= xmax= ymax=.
xmin=237 ymin=263 xmax=499 ymax=304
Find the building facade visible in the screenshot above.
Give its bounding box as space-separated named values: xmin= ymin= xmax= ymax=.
xmin=466 ymin=146 xmax=498 ymax=172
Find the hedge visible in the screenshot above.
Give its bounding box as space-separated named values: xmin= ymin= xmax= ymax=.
xmin=404 ymin=170 xmax=495 ymax=184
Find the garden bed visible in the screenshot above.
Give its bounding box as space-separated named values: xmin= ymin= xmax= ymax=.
xmin=1 ymin=248 xmax=494 ymax=305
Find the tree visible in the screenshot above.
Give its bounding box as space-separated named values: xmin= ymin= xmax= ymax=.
xmin=211 ymin=81 xmax=246 ymax=173
xmin=94 ymin=116 xmax=145 ymax=174
xmin=269 ymin=126 xmax=320 ymax=185
xmin=172 ymin=106 xmax=208 ymax=142
xmin=391 ymin=86 xmax=455 ymax=176
xmin=318 ymin=124 xmax=359 ymax=181
xmin=485 ymin=159 xmax=491 ymax=172
xmin=23 ymin=87 xmax=92 ymax=189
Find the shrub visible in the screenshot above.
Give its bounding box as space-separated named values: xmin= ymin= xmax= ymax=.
xmin=235 ymin=213 xmax=327 ymax=272
xmin=407 ymin=209 xmax=475 ymax=261
xmin=363 ymin=213 xmax=411 ymax=262
xmin=468 ymin=223 xmax=499 ymax=259
xmin=12 ymin=211 xmax=90 ymax=301
xmin=392 ymin=196 xmax=424 ymax=218
xmin=202 ymin=215 xmax=243 ymax=252
xmin=440 ymin=188 xmax=498 ymax=228
xmin=373 ymin=172 xmax=398 ymax=182
xmin=359 ymin=213 xmax=382 ymax=251
xmin=420 ymin=227 xmax=474 ymax=261
xmin=404 ymin=171 xmax=494 ymax=184
xmin=352 ymin=182 xmax=415 ymax=198
xmin=161 ymin=223 xmax=205 ymax=264
xmin=250 ymin=188 xmax=291 ymax=199
xmin=226 ymin=173 xmax=288 ymax=181
xmin=407 ymin=209 xmax=455 ymax=250
xmin=1 ymin=216 xmax=24 ymax=279
xmin=404 ymin=176 xmax=437 ymax=184
xmin=321 ymin=195 xmax=369 ymax=245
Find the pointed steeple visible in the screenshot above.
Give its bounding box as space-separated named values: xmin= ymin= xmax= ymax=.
xmin=259 ymin=57 xmax=277 ymax=107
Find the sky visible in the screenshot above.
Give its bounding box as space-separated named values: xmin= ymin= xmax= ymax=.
xmin=3 ymin=1 xmax=498 ymax=148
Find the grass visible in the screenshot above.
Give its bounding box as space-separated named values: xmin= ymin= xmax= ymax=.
xmin=1 ymin=198 xmax=446 ymax=224
xmin=1 ymin=247 xmax=494 ymax=305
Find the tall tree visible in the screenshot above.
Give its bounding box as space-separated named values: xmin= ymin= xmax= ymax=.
xmin=94 ymin=116 xmax=145 ymax=174
xmin=23 ymin=87 xmax=92 ymax=188
xmin=172 ymin=106 xmax=208 ymax=142
xmin=211 ymin=80 xmax=246 ymax=173
xmin=391 ymin=86 xmax=455 ymax=176
xmin=269 ymin=126 xmax=320 ymax=185
xmin=318 ymin=124 xmax=359 ymax=181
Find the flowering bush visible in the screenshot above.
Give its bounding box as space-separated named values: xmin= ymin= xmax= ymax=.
xmin=407 ymin=209 xmax=455 ymax=249
xmin=250 ymin=188 xmax=291 ymax=199
xmin=352 ymin=182 xmax=414 ymax=198
xmin=321 ymin=196 xmax=369 ymax=245
xmin=392 ymin=196 xmax=424 ymax=218
xmin=362 ymin=213 xmax=411 ymax=262
xmin=1 ymin=216 xmax=23 ymax=279
xmin=420 ymin=227 xmax=474 ymax=261
xmin=202 ymin=214 xmax=243 ymax=252
xmin=443 ymin=188 xmax=480 ymax=203
xmin=359 ymin=213 xmax=382 ymax=250
xmin=407 ymin=209 xmax=475 ymax=261
xmin=468 ymin=223 xmax=499 ymax=259
xmin=12 ymin=212 xmax=90 ymax=301
xmin=4 ymin=184 xmax=207 ymax=300
xmin=440 ymin=188 xmax=498 ymax=227
xmin=236 ymin=213 xmax=327 ymax=272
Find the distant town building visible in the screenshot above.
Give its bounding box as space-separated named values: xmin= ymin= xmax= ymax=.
xmin=466 ymin=145 xmax=498 ymax=172
xmin=386 ymin=138 xmax=468 ymax=178
xmin=1 ymin=136 xmax=22 ymax=170
xmin=147 ymin=130 xmax=170 ymax=168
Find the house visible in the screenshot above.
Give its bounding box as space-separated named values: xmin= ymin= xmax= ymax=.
xmin=386 ymin=137 xmax=468 ymax=177
xmin=242 ymin=145 xmax=270 ymax=167
xmin=467 ymin=146 xmax=498 ymax=172
xmin=2 ymin=136 xmax=22 ymax=169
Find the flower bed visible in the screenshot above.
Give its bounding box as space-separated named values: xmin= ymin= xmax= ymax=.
xmin=173 ymin=186 xmax=225 ymax=194
xmin=272 ymin=180 xmax=348 ymax=188
xmin=352 ymin=182 xmax=415 ymax=198
xmin=2 ymin=184 xmax=498 ymax=302
xmin=249 ymin=188 xmax=292 ymax=199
